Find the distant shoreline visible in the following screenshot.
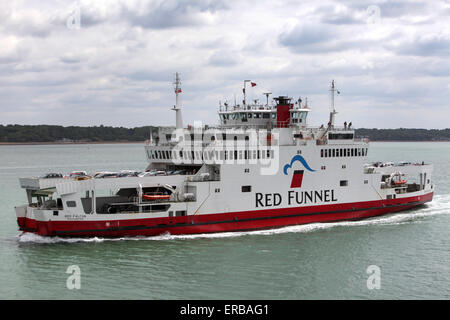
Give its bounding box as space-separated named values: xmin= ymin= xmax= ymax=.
xmin=0 ymin=140 xmax=448 ymax=146
xmin=0 ymin=141 xmax=146 ymax=146
xmin=2 ymin=125 xmax=449 ymax=143
xmin=370 ymin=140 xmax=450 ymax=142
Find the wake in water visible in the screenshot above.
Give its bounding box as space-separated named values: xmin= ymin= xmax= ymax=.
xmin=18 ymin=194 xmax=450 ymax=244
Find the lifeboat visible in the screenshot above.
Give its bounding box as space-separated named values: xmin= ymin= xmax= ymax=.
xmin=142 ymin=194 xmax=171 ymax=201
xmin=393 ymin=179 xmax=407 ymax=185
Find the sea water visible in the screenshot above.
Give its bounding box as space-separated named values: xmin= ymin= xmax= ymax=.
xmin=0 ymin=142 xmax=449 ymax=299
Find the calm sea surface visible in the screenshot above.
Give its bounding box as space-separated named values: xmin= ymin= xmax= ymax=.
xmin=0 ymin=142 xmax=450 ymax=299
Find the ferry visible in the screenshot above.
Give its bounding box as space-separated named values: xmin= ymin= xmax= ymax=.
xmin=15 ymin=74 xmax=434 ymax=237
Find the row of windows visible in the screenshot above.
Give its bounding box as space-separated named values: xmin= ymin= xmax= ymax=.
xmin=150 ymin=147 xmax=366 ymax=161
xmin=320 ymin=147 xmax=368 ymax=158
xmin=149 ymin=149 xmax=276 ymax=161
xmin=219 ymin=111 xmax=307 ymax=123
xmin=220 ymin=112 xmax=274 ymax=122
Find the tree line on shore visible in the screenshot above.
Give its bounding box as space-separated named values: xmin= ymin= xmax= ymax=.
xmin=0 ymin=124 xmax=450 ymax=143
xmin=0 ymin=125 xmax=157 ymax=143
xmin=355 ymin=128 xmax=450 ymax=141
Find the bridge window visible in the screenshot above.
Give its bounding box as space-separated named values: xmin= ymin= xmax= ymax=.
xmin=329 ymin=133 xmax=354 ymax=140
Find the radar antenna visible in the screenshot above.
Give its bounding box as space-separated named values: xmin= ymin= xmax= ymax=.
xmin=263 ymin=92 xmax=272 ymax=107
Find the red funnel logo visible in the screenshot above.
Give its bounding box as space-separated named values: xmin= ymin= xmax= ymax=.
xmin=290 ymin=170 xmax=304 ymax=188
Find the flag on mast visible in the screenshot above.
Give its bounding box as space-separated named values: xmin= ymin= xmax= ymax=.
xmin=251 ymin=82 xmax=257 ymax=87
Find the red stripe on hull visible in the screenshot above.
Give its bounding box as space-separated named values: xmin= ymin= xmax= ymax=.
xmin=19 ymin=192 xmax=433 ymax=238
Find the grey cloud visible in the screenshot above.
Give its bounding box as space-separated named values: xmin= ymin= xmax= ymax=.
xmin=278 ymin=23 xmax=372 ymax=53
xmin=387 ymin=35 xmax=450 ymax=57
xmin=280 ymin=24 xmax=334 ymax=46
xmin=123 ymin=0 xmax=228 ymax=29
xmin=77 ymin=0 xmax=229 ymax=29
xmin=375 ymin=1 xmax=430 ymax=18
xmin=315 ymin=5 xmax=365 ymax=25
xmin=208 ymin=50 xmax=240 ymax=67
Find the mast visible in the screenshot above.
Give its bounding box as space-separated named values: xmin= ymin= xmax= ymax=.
xmin=329 ymin=80 xmax=338 ymax=128
xmin=243 ymin=80 xmax=251 ymax=106
xmin=172 ymin=72 xmax=183 ymax=129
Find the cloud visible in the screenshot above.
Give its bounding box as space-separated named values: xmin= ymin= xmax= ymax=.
xmin=387 ymin=34 xmax=450 ymax=57
xmin=1 ymin=0 xmax=450 ymax=129
xmin=70 ymin=0 xmax=229 ymax=29
xmin=278 ymin=22 xmax=376 ymax=53
xmin=208 ymin=49 xmax=240 ymax=67
xmin=315 ymin=4 xmax=366 ymax=25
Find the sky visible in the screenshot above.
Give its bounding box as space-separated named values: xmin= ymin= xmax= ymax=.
xmin=0 ymin=0 xmax=449 ymax=129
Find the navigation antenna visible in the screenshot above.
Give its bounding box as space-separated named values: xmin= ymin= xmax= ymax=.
xmin=263 ymin=92 xmax=272 ymax=107
xmin=329 ymin=80 xmax=339 ymax=128
xmin=172 ymin=72 xmax=183 ymax=129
